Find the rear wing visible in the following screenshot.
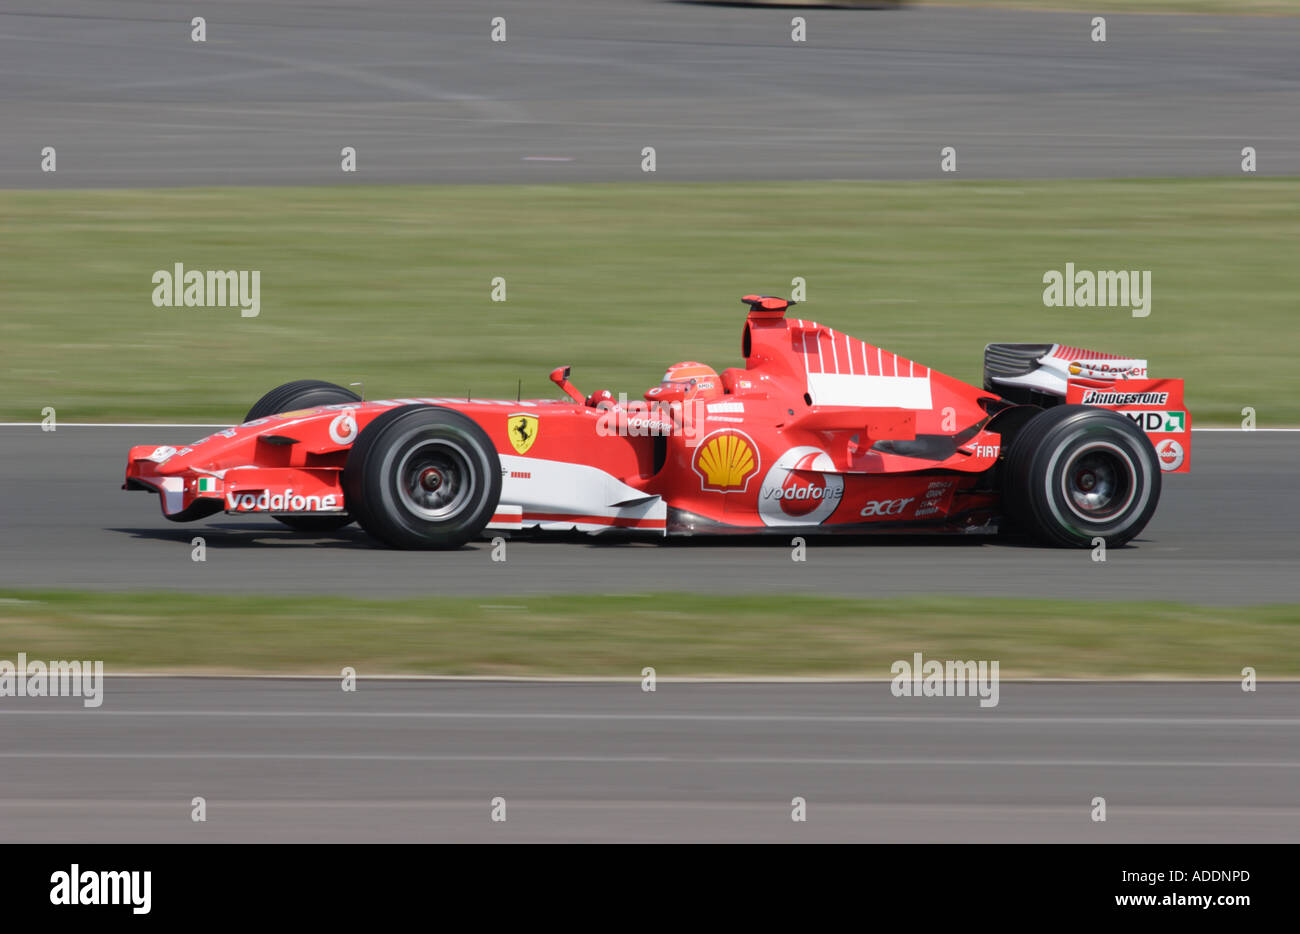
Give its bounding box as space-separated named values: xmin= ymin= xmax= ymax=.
xmin=1066 ymin=378 xmax=1190 ymax=473
xmin=984 ymin=343 xmax=1189 ymax=473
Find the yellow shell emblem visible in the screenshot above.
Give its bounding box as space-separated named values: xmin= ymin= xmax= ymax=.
xmin=508 ymin=413 xmax=538 ymax=454
xmin=692 ymin=430 xmax=759 ymax=492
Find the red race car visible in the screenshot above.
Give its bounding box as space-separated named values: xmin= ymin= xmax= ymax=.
xmin=125 ymin=295 xmax=1189 ymax=548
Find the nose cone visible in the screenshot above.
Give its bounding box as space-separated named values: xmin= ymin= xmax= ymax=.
xmin=149 ymin=429 xmax=240 ymax=474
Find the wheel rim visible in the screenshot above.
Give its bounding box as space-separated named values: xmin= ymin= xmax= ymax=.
xmin=395 ymin=439 xmax=477 ymax=520
xmin=1061 ymin=442 xmax=1136 ymax=521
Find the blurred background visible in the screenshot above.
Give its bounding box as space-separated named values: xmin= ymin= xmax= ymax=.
xmin=2 ymin=0 xmax=1297 ymax=425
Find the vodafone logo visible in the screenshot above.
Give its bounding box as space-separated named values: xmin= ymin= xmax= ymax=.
xmin=758 ymin=447 xmax=843 ymax=527
xmin=224 ymin=489 xmax=341 ymax=512
xmin=1155 ymin=438 xmax=1184 ymax=471
xmin=328 ymin=410 xmax=358 ymax=445
xmin=763 ymin=454 xmax=843 ymax=517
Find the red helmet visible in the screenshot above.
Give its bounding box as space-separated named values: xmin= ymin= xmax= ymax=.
xmin=586 ymin=388 xmax=617 ymax=409
xmin=645 ymin=362 xmax=723 ymax=403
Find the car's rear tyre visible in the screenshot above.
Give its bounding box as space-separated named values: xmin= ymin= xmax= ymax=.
xmin=1002 ymin=404 xmax=1160 ymax=547
xmin=343 ymin=405 xmax=502 ymax=549
xmin=245 ymin=380 xmax=362 ymax=533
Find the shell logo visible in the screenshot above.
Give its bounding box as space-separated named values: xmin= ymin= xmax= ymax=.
xmin=692 ymin=430 xmax=760 ymax=493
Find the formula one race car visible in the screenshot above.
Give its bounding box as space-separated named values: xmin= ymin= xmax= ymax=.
xmin=125 ymin=295 xmax=1189 ymax=548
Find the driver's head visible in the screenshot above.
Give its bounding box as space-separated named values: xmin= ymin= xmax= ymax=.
xmin=645 ymin=361 xmax=723 ymax=403
xmin=586 ymin=388 xmax=617 ymax=409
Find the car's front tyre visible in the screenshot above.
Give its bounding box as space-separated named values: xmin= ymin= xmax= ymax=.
xmin=343 ymin=405 xmax=502 ymax=549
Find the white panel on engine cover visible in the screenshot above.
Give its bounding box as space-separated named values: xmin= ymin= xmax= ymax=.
xmin=806 ymin=373 xmax=932 ymax=409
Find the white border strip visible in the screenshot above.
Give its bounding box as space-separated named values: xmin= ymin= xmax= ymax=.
xmin=2 ymin=423 xmax=1298 ymax=432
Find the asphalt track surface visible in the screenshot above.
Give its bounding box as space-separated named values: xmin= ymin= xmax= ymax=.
xmin=3 ymin=1 xmax=1300 ymax=187
xmin=1 ymin=678 xmax=1295 ymax=843
xmin=0 ymin=426 xmax=1296 ymax=603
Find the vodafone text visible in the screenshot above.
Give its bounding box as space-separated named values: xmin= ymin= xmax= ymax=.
xmin=225 ymin=489 xmax=341 ymax=512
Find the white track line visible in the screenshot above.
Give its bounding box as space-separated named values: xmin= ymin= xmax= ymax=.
xmin=0 ymin=752 xmax=1293 ymax=767
xmin=1 ymin=710 xmax=1295 ymax=726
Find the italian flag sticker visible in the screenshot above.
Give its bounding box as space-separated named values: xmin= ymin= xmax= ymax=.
xmin=197 ymin=477 xmax=218 ymax=493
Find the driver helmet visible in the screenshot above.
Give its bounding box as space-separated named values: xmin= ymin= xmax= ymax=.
xmin=645 ymin=361 xmax=723 ymax=403
xmin=586 ymin=388 xmax=617 ymax=409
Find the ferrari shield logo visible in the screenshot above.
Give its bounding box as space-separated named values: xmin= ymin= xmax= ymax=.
xmin=508 ymin=413 xmax=538 ymax=454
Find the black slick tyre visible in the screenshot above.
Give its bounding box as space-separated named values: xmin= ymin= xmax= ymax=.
xmin=1002 ymin=404 xmax=1161 ymax=547
xmin=343 ymin=405 xmax=502 ymax=549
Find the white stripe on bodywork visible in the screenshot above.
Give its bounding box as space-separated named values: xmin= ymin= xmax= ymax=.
xmin=498 ymin=455 xmax=665 ymax=530
xmin=806 ymin=372 xmax=933 ymax=409
xmin=412 ymin=397 xmax=537 ymax=407
xmin=486 ymin=505 xmax=523 ymax=530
